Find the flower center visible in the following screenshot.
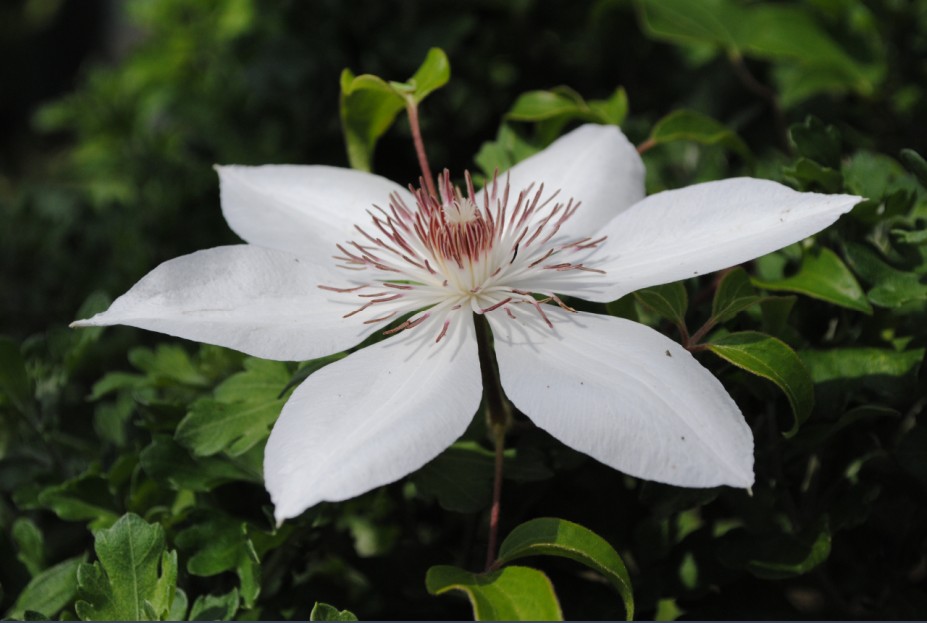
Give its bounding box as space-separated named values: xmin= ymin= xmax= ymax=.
xmin=321 ymin=170 xmax=607 ymax=342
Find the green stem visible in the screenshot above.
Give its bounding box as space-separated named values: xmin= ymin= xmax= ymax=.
xmin=474 ymin=314 xmax=510 ymax=570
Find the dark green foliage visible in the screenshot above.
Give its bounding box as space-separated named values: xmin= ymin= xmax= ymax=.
xmin=2 ymin=0 xmax=927 ymax=620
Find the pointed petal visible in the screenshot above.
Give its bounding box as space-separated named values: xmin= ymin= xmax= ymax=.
xmin=217 ymin=165 xmax=414 ymax=261
xmin=503 ymin=124 xmax=645 ymax=239
xmin=265 ymin=310 xmax=481 ymax=522
xmin=582 ymin=178 xmax=861 ymax=301
xmin=72 ymin=245 xmax=393 ymax=361
xmin=488 ymin=308 xmax=754 ymax=488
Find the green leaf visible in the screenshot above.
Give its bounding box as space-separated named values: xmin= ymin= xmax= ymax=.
xmin=649 ymin=109 xmax=751 ymax=160
xmin=495 ymin=518 xmax=634 ymax=620
xmin=339 ymin=69 xmax=405 ymax=172
xmin=412 ymin=442 xmax=494 ymax=513
xmin=6 ymin=555 xmax=85 ymax=620
xmin=36 ymin=473 xmax=120 ymax=530
xmin=176 ymin=359 xmax=289 ymax=457
xmin=899 ymin=148 xmax=927 ymax=188
xmin=752 ymin=247 xmax=872 ymax=314
xmin=707 ymin=331 xmax=814 ymax=436
xmin=407 ymin=47 xmax=450 ymax=104
xmin=717 ymin=519 xmax=832 ymax=580
xmin=310 ymin=602 xmax=359 ymax=621
xmin=0 ymin=336 xmax=33 ymax=415
xmin=843 ymin=242 xmax=927 ymax=308
xmin=139 ymin=435 xmax=262 ymax=492
xmin=13 ymin=517 xmax=46 ymax=577
xmin=128 ymin=344 xmax=209 ymax=387
xmin=75 ymin=513 xmax=178 ymax=621
xmin=800 ymin=347 xmax=924 ymax=405
xmin=782 ymin=158 xmax=844 ymax=193
xmin=340 ymin=48 xmax=450 ymax=171
xmin=635 ymin=0 xmax=742 ymax=51
xmin=711 ymin=268 xmax=763 ymax=324
xmin=475 ymin=123 xmax=541 ymax=177
xmin=175 ymin=513 xmax=261 ymax=608
xmin=508 ymin=90 xmax=588 ymax=122
xmin=634 ymin=282 xmax=688 ymax=328
xmin=189 ymin=588 xmax=239 ymax=621
xmin=789 ymin=116 xmax=841 ymax=168
xmin=426 ymin=565 xmax=563 ymax=621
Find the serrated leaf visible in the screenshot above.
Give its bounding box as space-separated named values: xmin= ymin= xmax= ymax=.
xmin=310 ymin=602 xmax=359 ymax=621
xmin=711 ymin=268 xmax=763 ymax=324
xmin=426 ymin=565 xmax=563 ymax=621
xmin=128 ymin=344 xmax=209 ymax=387
xmin=752 ymin=247 xmax=871 ymax=314
xmin=707 ymin=331 xmax=814 ymax=436
xmin=75 ymin=513 xmax=178 ymax=621
xmin=634 ymin=282 xmax=688 ymax=328
xmin=189 ymin=588 xmax=239 ymax=621
xmin=649 ymin=109 xmax=751 ymax=160
xmin=6 ymin=555 xmax=85 ymax=620
xmin=495 ymin=518 xmax=633 ymax=620
xmin=176 ymin=397 xmax=283 ymax=458
xmin=0 ymin=336 xmax=33 ymax=415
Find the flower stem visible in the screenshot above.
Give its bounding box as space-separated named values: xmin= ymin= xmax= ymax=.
xmin=405 ymin=98 xmax=438 ymax=199
xmin=474 ymin=313 xmax=510 ymax=570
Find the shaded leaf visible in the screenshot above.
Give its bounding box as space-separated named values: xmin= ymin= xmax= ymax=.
xmin=707 ymin=331 xmax=814 ymax=436
xmin=475 ymin=123 xmax=541 ymax=177
xmin=12 ymin=517 xmax=46 ymax=577
xmin=752 ymin=247 xmax=871 ymax=314
xmin=310 ymin=601 xmax=359 ymax=621
xmin=843 ymin=242 xmax=927 ymax=308
xmin=711 ymin=268 xmax=763 ymax=324
xmin=426 ymin=564 xmax=562 ymax=621
xmin=139 ymin=435 xmax=261 ymax=492
xmin=36 ymin=473 xmax=120 ymax=530
xmin=189 ymin=588 xmax=239 ymax=621
xmin=6 ymin=555 xmax=85 ymax=620
xmin=495 ymin=517 xmax=633 ymax=620
xmin=649 ymin=109 xmax=751 ymax=160
xmin=899 ymin=148 xmax=927 ymax=188
xmin=0 ymin=336 xmax=33 ymax=415
xmin=789 ymin=116 xmax=841 ymax=168
xmin=717 ymin=519 xmax=832 ymax=580
xmin=634 ymin=282 xmax=688 ymax=328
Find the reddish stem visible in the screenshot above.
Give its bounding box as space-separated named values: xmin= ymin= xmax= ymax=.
xmin=636 ymin=137 xmax=656 ymax=155
xmin=485 ymin=425 xmax=506 ymax=571
xmin=406 ymin=99 xmax=438 ymax=198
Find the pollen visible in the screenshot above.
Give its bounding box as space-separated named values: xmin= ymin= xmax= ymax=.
xmin=322 ymin=170 xmax=608 ymax=342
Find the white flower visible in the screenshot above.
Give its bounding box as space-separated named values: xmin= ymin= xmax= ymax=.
xmin=74 ymin=125 xmax=860 ymax=523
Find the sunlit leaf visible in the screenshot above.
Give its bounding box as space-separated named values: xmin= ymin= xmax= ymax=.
xmin=426 ymin=564 xmax=562 ymax=621
xmin=75 ymin=514 xmax=178 ymax=621
xmin=310 ymin=601 xmax=359 ymax=621
xmin=752 ymin=247 xmax=872 ymax=314
xmin=495 ymin=517 xmax=633 ymax=620
xmin=707 ymin=331 xmax=814 ymax=436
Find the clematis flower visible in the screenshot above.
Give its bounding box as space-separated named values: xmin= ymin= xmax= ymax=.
xmin=74 ymin=125 xmax=860 ymax=523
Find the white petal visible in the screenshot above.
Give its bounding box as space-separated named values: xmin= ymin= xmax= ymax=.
xmin=583 ymin=178 xmax=861 ymax=301
xmin=217 ymin=165 xmax=414 ymax=261
xmin=265 ymin=309 xmax=482 ymax=522
xmin=488 ymin=308 xmax=754 ymax=488
xmin=72 ymin=245 xmax=390 ymax=361
xmin=503 ymin=124 xmax=645 ymax=240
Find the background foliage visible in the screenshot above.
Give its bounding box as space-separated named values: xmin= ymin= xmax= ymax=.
xmin=2 ymin=0 xmax=926 ymax=619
